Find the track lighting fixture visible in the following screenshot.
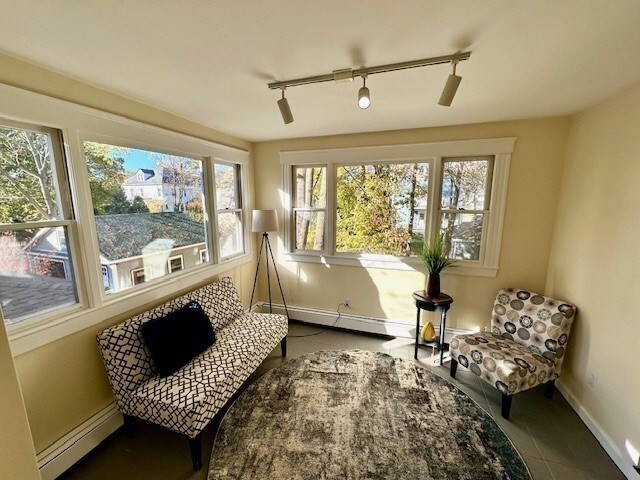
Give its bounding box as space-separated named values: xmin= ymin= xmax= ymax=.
xmin=438 ymin=59 xmax=462 ymax=107
xmin=358 ymin=75 xmax=370 ymax=109
xmin=277 ymin=88 xmax=294 ymax=124
xmin=268 ymin=51 xmax=470 ymax=123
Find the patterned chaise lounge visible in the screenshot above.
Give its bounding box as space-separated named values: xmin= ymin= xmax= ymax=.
xmin=97 ymin=276 xmax=288 ymax=470
xmin=449 ymin=288 xmax=576 ymax=419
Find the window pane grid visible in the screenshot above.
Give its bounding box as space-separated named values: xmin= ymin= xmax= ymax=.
xmin=215 ymin=163 xmax=244 ymax=259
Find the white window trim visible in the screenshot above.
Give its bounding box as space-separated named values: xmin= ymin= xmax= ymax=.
xmin=166 ymin=254 xmax=184 ymax=273
xmin=280 ymin=138 xmax=515 ymax=277
xmin=0 ymin=82 xmax=252 ymax=356
xmin=214 ymin=161 xmax=246 ymax=262
xmin=130 ymin=266 xmax=152 ymax=286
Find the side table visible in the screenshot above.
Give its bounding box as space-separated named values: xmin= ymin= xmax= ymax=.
xmin=413 ymin=290 xmax=453 ymax=364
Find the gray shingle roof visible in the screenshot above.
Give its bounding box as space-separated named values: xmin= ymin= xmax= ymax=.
xmin=94 ymin=212 xmax=205 ymax=261
xmin=122 ymin=168 xmax=163 ymax=186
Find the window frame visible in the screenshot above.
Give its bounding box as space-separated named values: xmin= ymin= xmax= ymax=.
xmin=213 ymin=161 xmax=246 ymax=261
xmin=280 ymin=138 xmax=515 ymax=277
xmin=0 ymin=117 xmax=86 ymax=325
xmin=291 ymin=164 xmax=327 ymax=254
xmin=166 ymin=254 xmax=184 ymax=274
xmin=0 ymin=82 xmax=251 ymax=356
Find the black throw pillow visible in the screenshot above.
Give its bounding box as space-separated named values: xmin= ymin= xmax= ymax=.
xmin=141 ymin=300 xmax=215 ymax=377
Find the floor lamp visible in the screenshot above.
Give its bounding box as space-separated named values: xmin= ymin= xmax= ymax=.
xmin=248 ymin=209 xmax=290 ymax=320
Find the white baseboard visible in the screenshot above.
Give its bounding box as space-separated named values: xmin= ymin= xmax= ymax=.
xmin=37 ymin=403 xmax=123 ymax=480
xmin=257 ymin=302 xmax=472 ymax=340
xmin=556 ymin=381 xmax=637 ymax=479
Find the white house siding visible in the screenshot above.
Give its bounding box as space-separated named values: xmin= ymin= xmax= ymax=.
xmin=108 ymin=242 xmax=206 ymax=292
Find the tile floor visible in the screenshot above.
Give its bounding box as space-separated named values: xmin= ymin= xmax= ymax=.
xmin=60 ymin=322 xmax=625 ymax=480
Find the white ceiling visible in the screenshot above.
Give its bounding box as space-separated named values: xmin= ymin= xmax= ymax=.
xmin=1 ymin=1 xmax=640 ymax=142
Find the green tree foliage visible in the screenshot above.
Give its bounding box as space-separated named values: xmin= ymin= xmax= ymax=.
xmin=130 ymin=196 xmax=151 ymax=213
xmin=185 ymin=197 xmax=204 ymax=223
xmin=83 ymin=142 xmax=130 ymax=215
xmin=0 ymin=126 xmax=59 ymax=223
xmin=335 ymin=163 xmax=428 ymax=256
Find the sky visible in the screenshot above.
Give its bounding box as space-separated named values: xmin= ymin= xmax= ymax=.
xmin=121 ymin=148 xmax=154 ymax=173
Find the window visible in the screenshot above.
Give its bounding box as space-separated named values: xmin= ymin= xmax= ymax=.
xmin=293 ymin=166 xmax=326 ymax=251
xmin=282 ymin=139 xmax=513 ymax=276
xmin=336 ymin=163 xmax=429 ymax=256
xmin=439 ymin=157 xmax=493 ymax=261
xmin=215 ymin=163 xmax=244 ymax=259
xmin=199 ymin=249 xmax=209 ymax=264
xmin=167 ymin=254 xmax=184 ymax=273
xmin=0 ymin=119 xmax=79 ymax=326
xmin=131 ymin=267 xmax=151 ymax=285
xmin=84 ymin=142 xmax=208 ymax=294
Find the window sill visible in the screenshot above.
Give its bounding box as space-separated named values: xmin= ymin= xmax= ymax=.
xmin=6 ymin=252 xmax=253 ymax=357
xmin=282 ymin=252 xmax=498 ymax=277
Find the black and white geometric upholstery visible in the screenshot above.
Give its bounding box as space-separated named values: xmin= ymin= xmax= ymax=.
xmin=97 ymin=277 xmax=288 ymax=438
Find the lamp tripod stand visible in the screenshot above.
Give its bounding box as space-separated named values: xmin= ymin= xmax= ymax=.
xmin=249 ymin=232 xmax=290 ymax=320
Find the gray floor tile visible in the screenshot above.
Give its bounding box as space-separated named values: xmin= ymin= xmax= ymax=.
xmin=524 ymin=456 xmax=554 ymax=480
xmin=58 ymin=326 xmax=624 ymax=480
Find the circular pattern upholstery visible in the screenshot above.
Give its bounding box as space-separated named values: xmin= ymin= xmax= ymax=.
xmin=451 ymin=288 xmax=576 ymax=396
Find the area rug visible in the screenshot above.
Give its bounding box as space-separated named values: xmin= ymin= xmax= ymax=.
xmin=208 ymin=350 xmax=531 ymax=480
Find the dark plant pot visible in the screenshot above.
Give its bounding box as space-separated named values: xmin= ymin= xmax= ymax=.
xmin=427 ymin=273 xmax=441 ymax=298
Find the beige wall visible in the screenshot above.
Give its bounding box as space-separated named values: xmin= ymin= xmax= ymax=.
xmin=0 ymin=53 xmax=256 ymax=454
xmin=546 ymin=81 xmax=640 ymax=473
xmin=0 ymin=310 xmax=41 ymax=480
xmin=253 ymin=117 xmax=571 ymax=330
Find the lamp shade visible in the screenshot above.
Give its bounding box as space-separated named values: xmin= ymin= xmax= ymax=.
xmin=252 ymin=209 xmax=279 ymax=233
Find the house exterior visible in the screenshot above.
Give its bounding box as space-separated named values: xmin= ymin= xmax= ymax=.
xmin=122 ymin=168 xmax=200 ymax=212
xmin=26 ymin=212 xmax=207 ymax=293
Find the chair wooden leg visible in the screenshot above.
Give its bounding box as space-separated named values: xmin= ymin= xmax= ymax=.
xmin=189 ymin=434 xmax=203 ymax=471
xmin=544 ymin=379 xmax=555 ymax=400
xmin=281 ymin=337 xmax=287 ymax=357
xmin=450 ymin=358 xmax=458 ymax=379
xmin=501 ymin=394 xmax=513 ymax=419
xmin=122 ymin=414 xmax=135 ymax=439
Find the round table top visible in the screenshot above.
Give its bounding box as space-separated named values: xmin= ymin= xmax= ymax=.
xmin=412 ymin=290 xmax=453 ymax=306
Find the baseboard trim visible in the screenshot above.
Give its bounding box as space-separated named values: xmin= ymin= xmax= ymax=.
xmin=257 ymin=302 xmax=472 ymax=340
xmin=556 ymin=381 xmax=636 ymax=479
xmin=37 ymin=403 xmax=123 ymax=480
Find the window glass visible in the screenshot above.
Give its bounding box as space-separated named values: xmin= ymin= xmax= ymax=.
xmin=215 ymin=163 xmax=244 ymax=258
xmin=0 ymin=227 xmax=78 ymax=325
xmin=439 ymin=157 xmax=492 ymax=260
xmin=293 ymin=166 xmax=326 ymax=251
xmin=84 ymin=142 xmax=207 ymax=293
xmin=336 ymin=163 xmax=429 ymax=256
xmin=1 ymin=122 xmax=79 ymax=325
xmin=441 ymin=159 xmax=490 ymax=210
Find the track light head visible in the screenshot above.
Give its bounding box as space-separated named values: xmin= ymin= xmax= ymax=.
xmin=439 ymin=60 xmax=462 ymax=107
xmin=277 ymin=88 xmax=294 ymax=124
xmin=358 ymin=75 xmax=370 ymax=109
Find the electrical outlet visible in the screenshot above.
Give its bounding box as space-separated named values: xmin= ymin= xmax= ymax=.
xmin=343 ymin=299 xmax=351 ymax=308
xmin=588 ymin=373 xmax=598 ymax=389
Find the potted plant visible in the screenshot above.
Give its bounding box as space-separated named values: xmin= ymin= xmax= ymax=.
xmin=420 ymin=235 xmax=455 ymax=298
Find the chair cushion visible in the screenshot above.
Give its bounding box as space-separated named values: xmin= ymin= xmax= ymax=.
xmin=129 ymin=312 xmax=288 ymax=437
xmin=140 ymin=301 xmax=216 ymax=377
xmin=450 ymin=332 xmax=556 ymax=395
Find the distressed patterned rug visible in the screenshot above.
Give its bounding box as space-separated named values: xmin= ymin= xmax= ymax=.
xmin=208 ymin=350 xmax=531 ymax=480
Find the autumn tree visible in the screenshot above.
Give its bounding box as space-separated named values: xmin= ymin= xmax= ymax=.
xmin=83 ymin=142 xmax=130 ymax=215
xmin=153 ymin=154 xmax=202 ymax=212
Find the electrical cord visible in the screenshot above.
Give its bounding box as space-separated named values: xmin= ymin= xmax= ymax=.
xmin=287 ymin=302 xmax=346 ymax=338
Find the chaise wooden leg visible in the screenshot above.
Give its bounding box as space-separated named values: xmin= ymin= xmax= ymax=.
xmin=122 ymin=414 xmax=135 ymax=439
xmin=281 ymin=337 xmax=287 ymax=357
xmin=450 ymin=358 xmax=458 ymax=379
xmin=544 ymin=379 xmax=555 ymax=400
xmin=501 ymin=394 xmax=513 ymax=419
xmin=189 ymin=434 xmax=203 ymax=471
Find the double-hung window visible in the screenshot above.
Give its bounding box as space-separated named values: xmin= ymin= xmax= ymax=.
xmin=282 ymin=139 xmax=514 ymax=276
xmin=293 ymin=166 xmax=326 ymax=251
xmin=0 ymin=118 xmax=80 ymax=326
xmin=215 ymin=163 xmax=244 ymax=259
